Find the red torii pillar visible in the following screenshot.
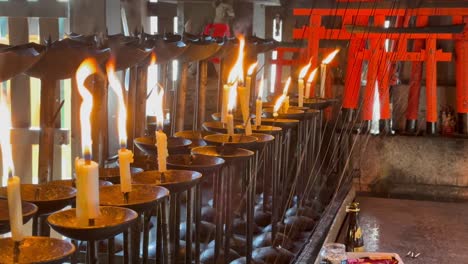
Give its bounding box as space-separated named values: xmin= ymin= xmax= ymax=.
xmin=342 ymin=15 xmax=369 ymax=121
xmin=307 ymin=15 xmax=321 ymax=98
xmin=455 ymin=16 xmax=468 ymax=134
xmin=425 ymin=37 xmax=438 ymax=134
xmin=405 ymin=16 xmax=428 ymax=133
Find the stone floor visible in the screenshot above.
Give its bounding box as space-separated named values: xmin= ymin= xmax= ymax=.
xmin=341 ymin=196 xmax=468 ymax=263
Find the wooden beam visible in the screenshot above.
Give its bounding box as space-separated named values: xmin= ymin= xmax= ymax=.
xmin=11 ymin=129 xmax=69 ymax=146
xmin=0 ymin=0 xmax=67 ymax=18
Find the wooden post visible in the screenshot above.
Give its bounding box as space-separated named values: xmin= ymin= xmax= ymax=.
xmin=425 ymin=38 xmax=438 ymax=134
xmin=176 ymin=63 xmax=189 ymax=132
xmin=39 ymin=17 xmax=61 ymax=182
xmin=135 ymin=66 xmax=147 ymax=138
xmin=307 ymin=15 xmax=321 ymax=97
xmin=197 ymin=61 xmax=208 ymax=130
xmin=91 ymin=76 xmax=108 ymax=165
xmin=8 ymin=17 xmax=32 ymax=183
xmin=127 ymin=67 xmax=138 ymax=150
xmin=455 ymin=16 xmax=468 ymax=134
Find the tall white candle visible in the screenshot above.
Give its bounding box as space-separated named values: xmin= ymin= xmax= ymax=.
xmin=305 ymin=68 xmax=318 ymax=99
xmin=298 ymin=79 xmax=304 ymax=107
xmin=118 ymin=149 xmax=133 ymax=193
xmin=7 ymin=175 xmax=23 ymax=241
xmin=238 ymin=85 xmax=250 ymax=123
xmin=245 ymin=120 xmax=252 ymax=136
xmin=75 ymin=157 xmax=100 ymax=226
xmin=227 ymin=112 xmax=235 ymax=136
xmin=156 ymin=130 xmax=168 ymax=172
xmin=255 ymin=99 xmax=262 ymax=127
xmin=221 ymin=84 xmax=230 ymax=123
xmin=320 ymin=63 xmax=327 ymax=98
xmin=305 ymin=82 xmax=312 ymax=99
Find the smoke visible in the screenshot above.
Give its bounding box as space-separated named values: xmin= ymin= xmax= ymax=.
xmin=233 ymin=14 xmax=253 ymax=36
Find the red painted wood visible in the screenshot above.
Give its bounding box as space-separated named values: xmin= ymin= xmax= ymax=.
xmin=425 ymin=38 xmax=438 ymax=123
xmin=455 ymin=16 xmax=468 ymax=113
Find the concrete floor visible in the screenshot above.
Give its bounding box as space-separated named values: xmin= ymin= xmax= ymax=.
xmin=342 ymin=197 xmax=468 ymax=263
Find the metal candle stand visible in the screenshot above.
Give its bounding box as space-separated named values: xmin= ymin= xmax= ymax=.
xmin=166 ymin=153 xmax=225 ymax=264
xmin=0 ymin=236 xmax=76 ymax=264
xmin=99 ymin=184 xmax=170 ymax=264
xmin=0 ymin=200 xmax=38 ymax=235
xmin=0 ymin=184 xmax=76 ymax=237
xmin=132 ymin=170 xmax=202 ymax=264
xmin=192 ymin=139 xmax=255 ymax=264
xmin=47 ymin=206 xmax=138 ymax=264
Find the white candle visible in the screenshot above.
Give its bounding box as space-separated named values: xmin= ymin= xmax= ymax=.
xmin=281 ymin=96 xmax=290 ymax=114
xmin=305 ymin=81 xmax=312 ymax=99
xmin=238 ymin=85 xmax=250 ymax=123
xmin=245 ymin=76 xmax=252 ymax=103
xmin=75 ymin=157 xmax=100 ymax=226
xmin=245 ymin=120 xmax=252 ymax=136
xmin=221 ymin=85 xmax=230 ymax=123
xmin=227 ymin=112 xmax=234 ymax=136
xmin=156 ymin=130 xmax=168 ymax=172
xmin=118 ymin=148 xmax=133 ymax=193
xmin=255 ymin=99 xmax=262 ymax=127
xmin=7 ymin=175 xmax=23 ymax=241
xmin=298 ymin=79 xmax=304 ymax=107
xmin=305 ymin=68 xmax=318 ymax=99
xmin=320 ymin=63 xmax=327 ymax=98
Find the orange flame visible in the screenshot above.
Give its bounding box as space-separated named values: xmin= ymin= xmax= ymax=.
xmin=107 ymin=59 xmax=127 ymax=148
xmin=282 ymin=77 xmax=292 ymax=95
xmin=227 ymin=83 xmax=238 ymax=112
xmin=299 ymin=61 xmax=312 ymax=79
xmin=155 ymin=88 xmax=165 ymax=129
xmin=150 ymin=52 xmax=157 ymax=65
xmin=247 ymin=62 xmax=258 ymax=76
xmin=76 ymin=58 xmax=99 ymax=157
xmin=273 ymin=94 xmax=287 ymax=114
xmin=0 ymin=95 xmax=14 ymax=177
xmin=228 ymin=36 xmax=245 ymax=85
xmin=322 ymin=49 xmax=340 ymax=65
xmin=307 ymin=68 xmax=318 ymax=83
xmin=257 ymin=79 xmax=264 ymax=100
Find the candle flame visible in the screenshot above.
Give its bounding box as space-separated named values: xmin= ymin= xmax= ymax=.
xmin=257 ymin=79 xmax=264 ymax=100
xmin=150 ymin=52 xmax=157 ymax=65
xmin=155 ymin=87 xmax=165 ymax=129
xmin=76 ymin=58 xmax=99 ymax=158
xmin=227 ymin=83 xmax=238 ymax=112
xmin=307 ymin=68 xmax=318 ymax=83
xmin=0 ymin=96 xmax=14 ymax=178
xmin=247 ymin=62 xmax=258 ymax=76
xmin=273 ymin=94 xmax=287 ymax=114
xmin=107 ymin=59 xmax=127 ymax=148
xmin=299 ymin=62 xmax=312 ymax=79
xmin=282 ymin=77 xmax=292 ymax=95
xmin=322 ymin=49 xmax=340 ymax=65
xmin=228 ymin=36 xmax=245 ymax=85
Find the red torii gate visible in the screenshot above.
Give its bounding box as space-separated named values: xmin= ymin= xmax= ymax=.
xmin=273 ymin=6 xmax=468 ymax=134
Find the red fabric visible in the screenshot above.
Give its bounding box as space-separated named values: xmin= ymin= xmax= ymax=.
xmin=203 ymin=23 xmax=231 ymax=64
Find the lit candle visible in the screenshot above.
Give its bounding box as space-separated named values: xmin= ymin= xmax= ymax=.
xmin=245 ymin=62 xmax=258 ymax=108
xmin=305 ymin=68 xmax=318 ymax=99
xmin=279 ymin=77 xmax=291 ymax=114
xmin=75 ymin=58 xmax=101 ymax=226
xmin=0 ymin=98 xmax=23 ymax=241
xmin=154 ymin=89 xmax=168 ymax=172
xmin=255 ymin=79 xmax=264 ymax=127
xmin=221 ymin=84 xmax=229 ymax=123
xmin=320 ymin=49 xmax=340 ymax=98
xmin=227 ymin=83 xmax=237 ymax=136
xmin=298 ymin=62 xmax=312 ymax=107
xmin=107 ymin=60 xmax=133 ymax=194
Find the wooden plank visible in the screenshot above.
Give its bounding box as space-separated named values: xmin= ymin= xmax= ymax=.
xmin=176 ymin=63 xmax=188 ymax=132
xmin=39 ymin=17 xmax=62 ymax=182
xmin=0 ymin=0 xmax=67 ymax=18
xmin=11 ymin=129 xmax=69 ymax=146
xmin=8 ymin=17 xmax=32 ymax=183
xmin=135 ymin=66 xmax=147 ymax=139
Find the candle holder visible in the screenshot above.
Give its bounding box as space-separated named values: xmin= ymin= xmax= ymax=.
xmin=0 ymin=184 xmax=76 ymax=237
xmin=203 ymin=134 xmax=258 ymax=152
xmin=202 ymin=121 xmax=229 ymax=134
xmin=0 ymin=236 xmax=75 ymax=264
xmin=134 ymin=136 xmax=192 ymax=156
xmin=48 ymin=179 xmax=113 ymax=188
xmin=174 ymin=130 xmax=215 ymax=149
xmin=132 ymin=170 xmax=202 ymax=264
xmin=210 ymin=112 xmax=246 ymax=123
xmin=0 ymin=200 xmax=38 ymax=235
xmin=167 ymin=154 xmax=225 ymax=264
xmin=99 ymin=184 xmax=170 ymax=263
xmin=142 ymin=33 xmax=187 ymax=65
xmin=293 ymin=97 xmax=338 ymax=110
xmin=177 ymin=34 xmax=222 ymax=63
xmin=191 ymin=146 xmax=255 ymax=264
xmin=0 ymin=43 xmax=44 ymax=82
xmin=98 ymin=167 xmax=144 ymax=184
xmin=47 ymin=206 xmax=138 ymax=264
